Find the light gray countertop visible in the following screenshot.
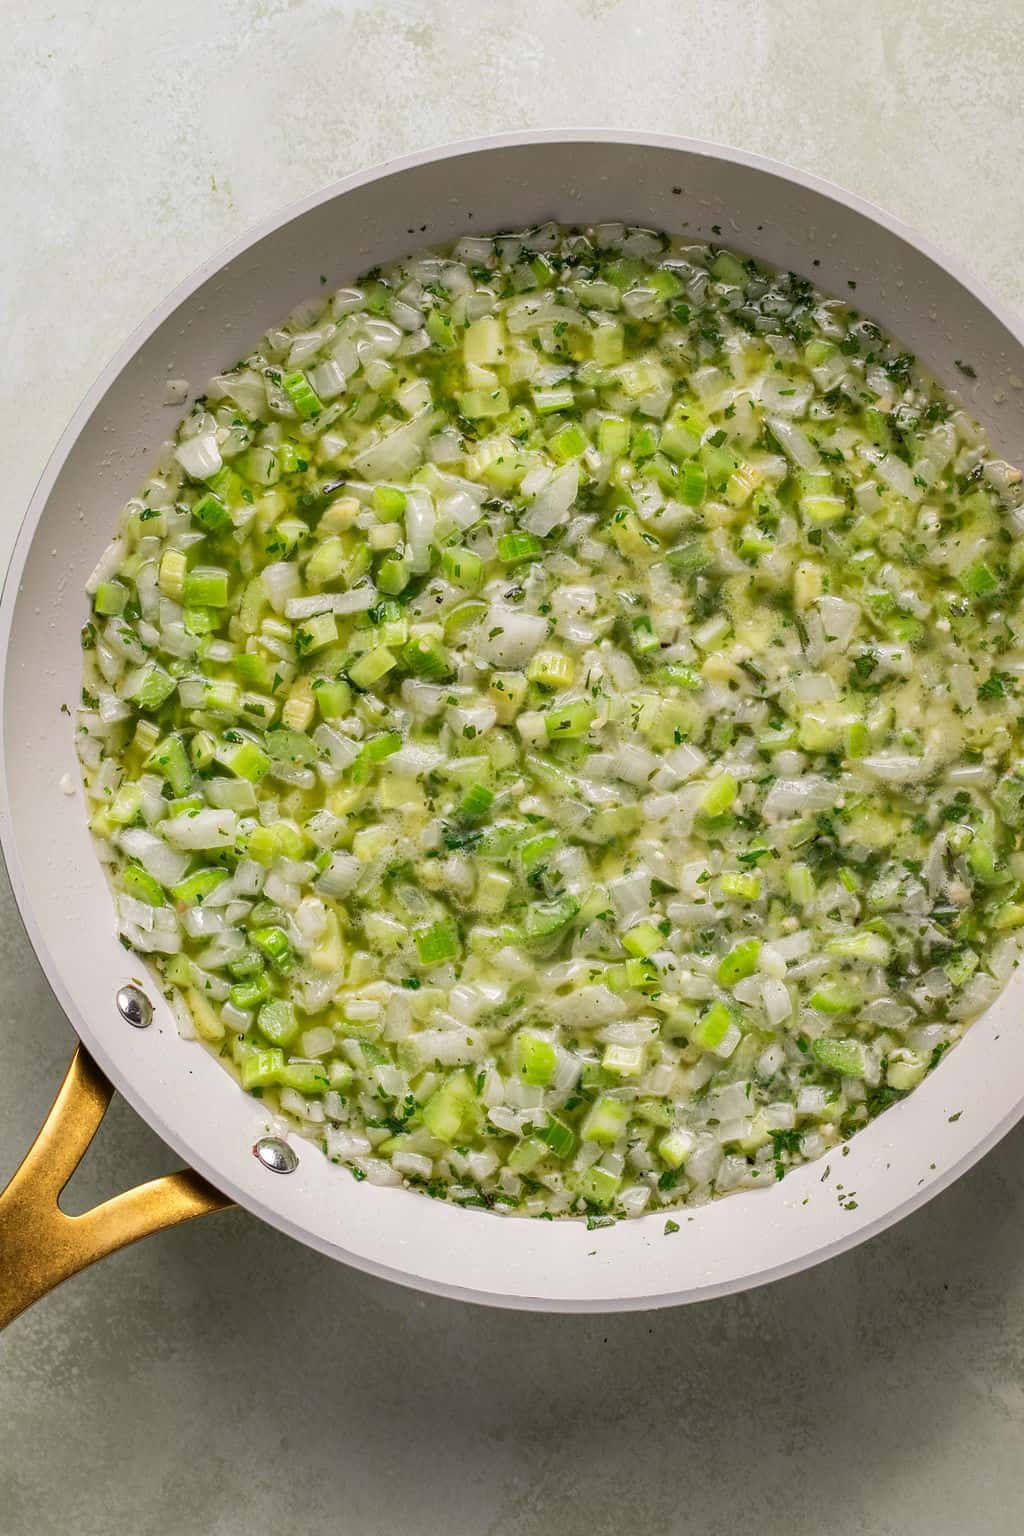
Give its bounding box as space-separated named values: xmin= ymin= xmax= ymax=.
xmin=3 ymin=4 xmax=1024 ymax=1532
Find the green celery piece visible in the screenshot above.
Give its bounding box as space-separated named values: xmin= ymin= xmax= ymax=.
xmin=251 ymin=926 xmax=295 ymax=975
xmin=809 ymin=981 xmax=860 ymax=1013
xmin=230 ymin=978 xmax=268 ymax=1014
xmin=183 ymin=566 xmax=230 ymax=607
xmin=426 ymin=309 xmax=457 ymax=351
xmin=123 ymin=863 xmax=164 ymax=906
xmin=524 ymin=895 xmax=579 ymax=940
xmin=257 ymin=998 xmax=300 ymax=1048
xmin=701 ymin=774 xmax=738 ymax=817
xmin=405 ymin=634 xmax=451 ymax=679
xmin=265 ymin=727 xmax=318 ymax=766
xmin=519 ymin=829 xmax=559 ymax=869
xmin=278 ymin=1061 xmax=330 ymax=1094
xmin=192 ymin=493 xmax=231 ymax=532
xmin=497 ymin=531 xmax=542 ymax=564
xmin=135 ymin=664 xmax=176 ymax=712
xmin=422 ymin=1069 xmax=474 ymax=1141
xmin=373 ymin=484 xmax=407 ymax=519
xmin=959 ymin=560 xmax=999 ymax=598
xmin=812 ymin=1036 xmax=868 ymax=1078
xmin=717 ymin=939 xmax=760 ymax=987
xmin=692 ymin=1001 xmax=733 ymax=1051
xmin=622 ymin=921 xmax=662 ymax=958
xmin=93 ymin=581 xmax=127 ymax=617
xmin=281 ymin=370 xmax=323 ymax=419
xmin=220 ymin=736 xmax=271 ymax=782
xmin=574 ymin=1164 xmax=622 ymax=1208
xmin=508 ymin=1136 xmax=548 ymax=1175
xmin=415 ymin=920 xmax=460 ymax=965
xmin=171 ymin=867 xmax=231 ymax=905
xmin=241 ymin=1048 xmax=285 ymax=1090
xmin=539 ymin=1115 xmax=576 ymax=1159
xmin=442 ymin=546 xmax=483 ymax=589
xmin=512 ymin=1030 xmax=557 ymax=1086
xmin=581 ymin=1095 xmax=629 ymax=1146
xmin=143 ymin=734 xmax=191 ymax=797
xmin=544 ymin=701 xmax=596 ymax=739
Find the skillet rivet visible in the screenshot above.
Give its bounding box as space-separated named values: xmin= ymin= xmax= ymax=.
xmin=116 ymin=984 xmax=153 ymax=1029
xmin=254 ymin=1136 xmax=298 ymax=1174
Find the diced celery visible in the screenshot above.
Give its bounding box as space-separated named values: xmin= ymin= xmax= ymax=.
xmin=313 ymin=677 xmax=352 ymax=719
xmin=405 ymin=635 xmax=451 ymax=679
xmin=123 ymin=864 xmax=164 ymax=906
xmin=93 ymin=581 xmax=127 ymax=616
xmin=658 ymin=1127 xmax=695 ymax=1169
xmin=602 ymin=1043 xmax=645 ymax=1077
xmin=717 ymin=940 xmax=760 ymax=987
xmin=426 ymin=309 xmax=457 ymax=351
xmin=809 ymin=981 xmax=860 ymax=1013
xmin=373 ymin=484 xmax=407 ymax=519
xmin=171 ymin=867 xmax=230 ymax=905
xmin=826 ymin=930 xmax=891 ymax=964
xmin=422 ymin=1069 xmax=474 ymax=1141
xmin=281 ymin=370 xmax=323 ymax=419
xmin=158 ymin=548 xmax=186 ymax=600
xmin=582 ymin=1096 xmax=629 ymax=1146
xmin=497 ymin=531 xmax=543 ymax=564
xmin=489 ymin=671 xmax=528 ymax=722
xmin=524 ymin=895 xmax=579 ymax=940
xmin=192 ymin=493 xmax=231 ymax=532
xmin=622 ymin=921 xmax=662 ymax=958
xmin=700 ymin=774 xmax=738 ymax=817
xmin=573 ymin=1164 xmax=622 ymax=1208
xmin=459 ymin=387 xmax=509 ymax=419
xmin=508 ymin=1136 xmax=548 ymax=1174
xmin=265 ymin=727 xmax=317 ymax=766
xmin=710 ymin=250 xmax=748 ymax=286
xmin=241 ymin=1048 xmax=285 ymax=1090
xmin=135 ymin=664 xmax=177 ymax=711
xmin=812 ymin=1036 xmax=868 ymax=1078
xmin=539 ymin=1115 xmax=576 ymax=1159
xmin=252 ymin=926 xmax=295 ymax=975
xmin=278 ymin=1061 xmax=330 ymax=1094
xmin=598 ymin=415 xmax=630 ymax=457
xmin=443 ymin=599 xmax=487 ymax=640
xmin=544 ymin=701 xmax=596 ymax=739
xmin=548 ymin=421 xmax=588 ymax=462
xmin=183 ymin=567 xmax=230 ymax=608
xmin=415 ymin=920 xmax=460 ymax=965
xmin=376 ymin=553 xmax=411 ymax=595
xmin=295 ymin=611 xmax=338 ymax=655
xmin=257 ymin=998 xmax=300 ymax=1047
xmin=512 ymin=1030 xmax=557 ymax=1086
xmin=526 ymin=651 xmax=574 ymax=694
xmin=519 ymin=829 xmax=560 ymax=869
xmin=442 ymin=546 xmax=483 ymax=589
xmin=787 ymin=863 xmax=815 ymax=907
xmin=959 ymin=560 xmax=999 ymax=598
xmin=348 ymin=645 xmax=398 ymax=689
xmin=143 ymin=734 xmax=191 ymax=797
xmin=592 ymin=323 xmax=624 ymax=366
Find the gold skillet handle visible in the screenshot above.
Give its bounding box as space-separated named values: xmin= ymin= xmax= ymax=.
xmin=0 ymin=1045 xmax=232 ymax=1329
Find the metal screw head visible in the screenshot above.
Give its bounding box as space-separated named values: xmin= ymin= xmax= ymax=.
xmin=253 ymin=1136 xmax=298 ymax=1174
xmin=116 ymin=984 xmax=153 ymax=1029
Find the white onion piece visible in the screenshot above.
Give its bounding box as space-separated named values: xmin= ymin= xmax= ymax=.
xmin=162 ymin=809 xmax=238 ymax=849
xmin=174 ymin=433 xmax=222 ymax=481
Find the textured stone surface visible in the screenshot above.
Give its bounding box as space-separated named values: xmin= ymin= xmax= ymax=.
xmin=3 ymin=3 xmax=1024 ymax=1532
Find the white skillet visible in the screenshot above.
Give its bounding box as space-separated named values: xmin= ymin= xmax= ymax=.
xmin=2 ymin=131 xmax=1023 ymax=1317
